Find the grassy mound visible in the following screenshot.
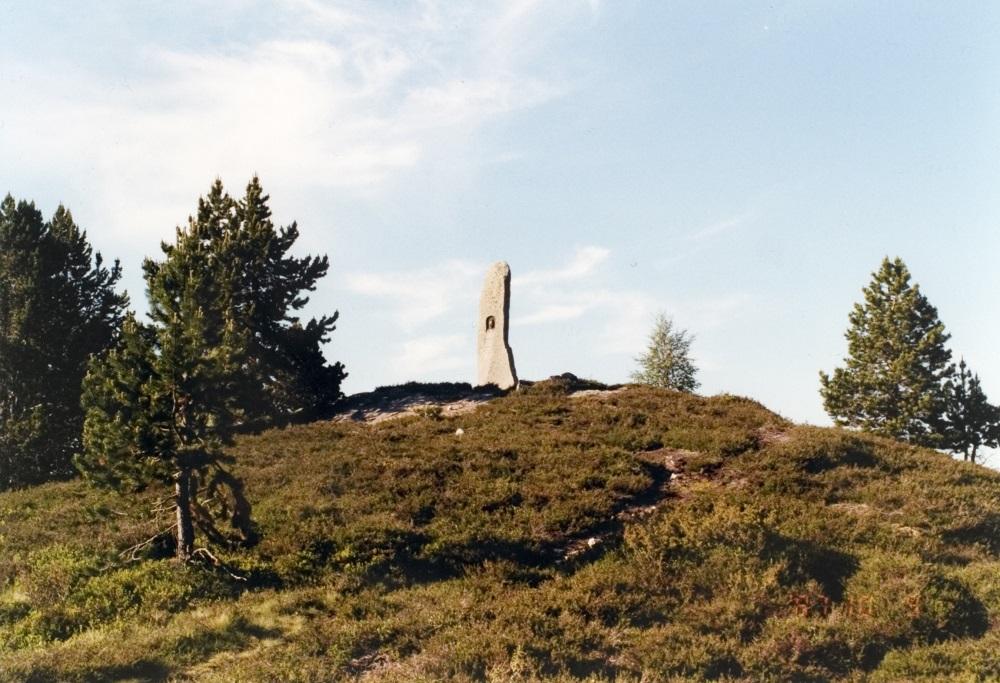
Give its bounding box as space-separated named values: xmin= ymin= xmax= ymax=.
xmin=1 ymin=383 xmax=998 ymax=681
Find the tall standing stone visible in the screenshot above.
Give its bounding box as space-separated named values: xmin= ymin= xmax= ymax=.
xmin=477 ymin=261 xmax=517 ymax=389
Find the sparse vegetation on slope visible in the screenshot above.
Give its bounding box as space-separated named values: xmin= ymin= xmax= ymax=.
xmin=2 ymin=383 xmax=999 ymax=681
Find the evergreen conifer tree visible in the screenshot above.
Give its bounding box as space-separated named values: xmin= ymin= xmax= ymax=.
xmin=79 ymin=178 xmax=339 ymax=559
xmin=632 ymin=313 xmax=699 ymax=392
xmin=944 ymin=359 xmax=1000 ymax=463
xmin=0 ymin=196 xmax=127 ymax=489
xmin=820 ymin=257 xmax=952 ymax=446
xmin=142 ymin=178 xmax=345 ymax=425
xmin=79 ymin=225 xmax=245 ymax=560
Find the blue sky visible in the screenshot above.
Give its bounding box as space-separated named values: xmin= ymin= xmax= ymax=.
xmin=2 ymin=1 xmax=999 ymax=453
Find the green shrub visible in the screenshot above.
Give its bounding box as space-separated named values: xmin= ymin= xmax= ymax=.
xmin=19 ymin=545 xmax=100 ymax=610
xmin=953 ymin=561 xmax=1000 ymax=618
xmin=630 ymin=623 xmax=742 ymax=680
xmin=743 ymin=616 xmax=857 ymax=679
xmin=843 ymin=551 xmax=988 ymax=646
xmin=625 ymin=496 xmax=776 ymax=571
xmin=871 ymin=631 xmax=1000 ymax=681
xmin=70 ymin=561 xmax=237 ymax=626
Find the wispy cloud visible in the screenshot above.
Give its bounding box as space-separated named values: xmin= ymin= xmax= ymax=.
xmin=515 ymin=246 xmax=611 ymax=286
xmin=390 ymin=334 xmax=468 ymax=375
xmin=344 ymin=260 xmax=482 ymax=328
xmin=653 ymin=206 xmax=763 ymax=269
xmin=687 ymin=209 xmax=757 ymax=242
xmin=511 ymin=246 xmax=646 ymax=345
xmin=345 ymin=244 xmax=616 ymax=331
xmin=0 ymin=2 xmax=592 ymax=247
xmin=514 ymin=303 xmax=590 ymax=326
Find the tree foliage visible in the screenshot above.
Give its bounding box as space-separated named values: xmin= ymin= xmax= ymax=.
xmin=142 ymin=177 xmax=346 ymax=426
xmin=820 ymin=257 xmax=952 ymax=446
xmin=79 ymin=310 xmax=243 ymax=561
xmin=79 ymin=229 xmax=247 ymax=560
xmin=0 ymin=195 xmax=127 ymax=489
xmin=79 ymin=177 xmax=341 ymax=559
xmin=632 ymin=313 xmax=699 ymax=392
xmin=944 ymin=359 xmax=1000 ymax=463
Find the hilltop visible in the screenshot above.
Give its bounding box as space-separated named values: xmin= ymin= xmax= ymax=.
xmin=1 ymin=379 xmax=999 ymax=681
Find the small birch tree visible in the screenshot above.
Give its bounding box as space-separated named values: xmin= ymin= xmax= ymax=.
xmin=632 ymin=313 xmax=699 ymax=392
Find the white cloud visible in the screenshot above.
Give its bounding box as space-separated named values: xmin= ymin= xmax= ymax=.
xmin=347 ymin=243 xmax=615 ymax=331
xmin=0 ymin=2 xmax=590 ymax=247
xmin=508 ymin=246 xmax=650 ymax=350
xmin=390 ymin=334 xmax=468 ymax=375
xmin=681 ymin=293 xmax=754 ymax=331
xmin=344 ymin=260 xmax=483 ymax=328
xmin=687 ymin=209 xmax=756 ymax=242
xmin=514 ymin=303 xmax=589 ymax=326
xmin=279 ymin=0 xmax=362 ymax=29
xmin=515 ymin=245 xmax=611 ymax=286
xmin=592 ymin=290 xmax=658 ymax=355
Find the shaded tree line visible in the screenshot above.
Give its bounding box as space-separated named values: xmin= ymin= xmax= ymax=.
xmin=0 ymin=178 xmax=345 ymax=559
xmin=0 ymin=197 xmax=128 ymax=488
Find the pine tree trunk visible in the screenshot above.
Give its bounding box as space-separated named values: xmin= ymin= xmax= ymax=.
xmin=175 ymin=468 xmax=195 ymax=561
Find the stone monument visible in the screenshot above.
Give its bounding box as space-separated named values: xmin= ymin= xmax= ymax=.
xmin=477 ymin=261 xmax=518 ymax=389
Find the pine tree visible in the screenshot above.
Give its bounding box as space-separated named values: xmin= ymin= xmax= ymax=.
xmin=142 ymin=178 xmax=345 ymax=426
xmin=79 ymin=223 xmax=246 ymax=560
xmin=78 ymin=178 xmax=340 ymax=559
xmin=632 ymin=313 xmax=699 ymax=392
xmin=0 ymin=196 xmax=127 ymax=489
xmin=820 ymin=257 xmax=953 ymax=446
xmin=944 ymin=359 xmax=1000 ymax=464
